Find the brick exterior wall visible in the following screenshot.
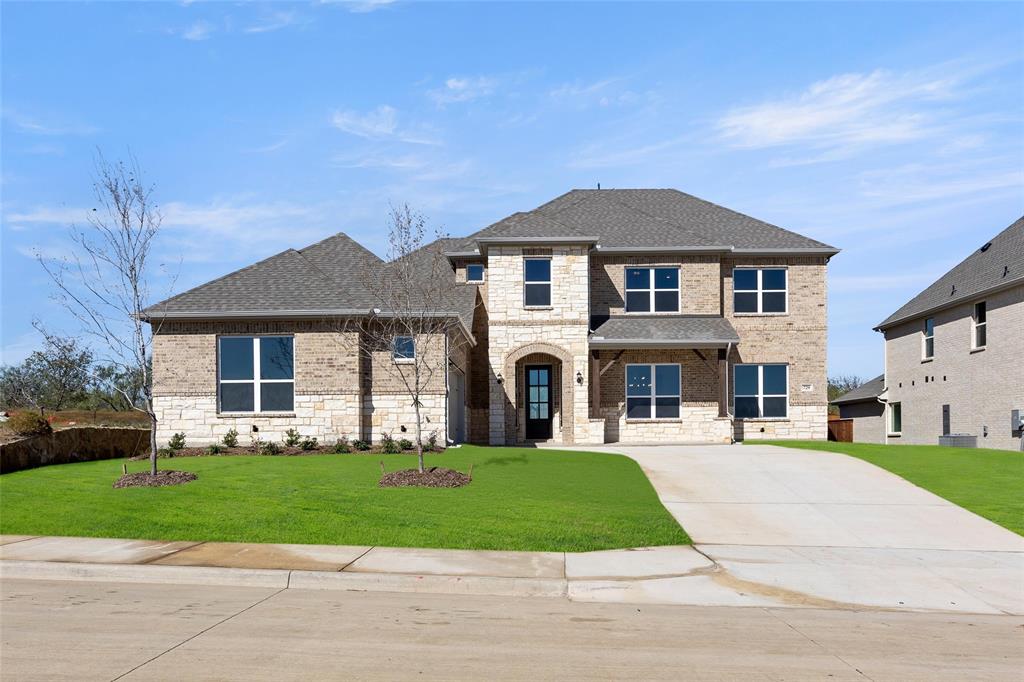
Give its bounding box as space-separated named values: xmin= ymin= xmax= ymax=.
xmin=838 ymin=401 xmax=886 ymax=444
xmin=591 ymin=255 xmax=720 ymax=317
xmin=883 ymin=284 xmax=1024 ymax=450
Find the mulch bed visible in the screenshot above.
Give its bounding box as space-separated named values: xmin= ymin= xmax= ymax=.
xmin=113 ymin=470 xmax=198 ymax=488
xmin=379 ymin=467 xmax=471 ymax=488
xmin=130 ymin=446 xmax=445 ymax=460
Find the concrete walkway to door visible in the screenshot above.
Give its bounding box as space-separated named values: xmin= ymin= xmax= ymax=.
xmin=565 ymin=443 xmax=1024 ymax=614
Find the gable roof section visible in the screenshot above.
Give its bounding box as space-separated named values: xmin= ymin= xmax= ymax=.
xmin=830 ymin=374 xmax=885 ymax=405
xmin=875 ymin=217 xmax=1024 ymax=330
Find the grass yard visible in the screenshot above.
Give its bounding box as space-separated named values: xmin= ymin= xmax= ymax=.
xmin=0 ymin=446 xmax=688 ymax=552
xmin=760 ymin=441 xmax=1024 ymax=536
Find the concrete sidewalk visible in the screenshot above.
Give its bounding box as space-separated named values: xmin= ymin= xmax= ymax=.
xmin=3 ymin=534 xmax=1021 ymax=615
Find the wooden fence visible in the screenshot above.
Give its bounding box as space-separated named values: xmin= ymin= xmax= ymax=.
xmin=827 ymin=419 xmax=853 ymax=442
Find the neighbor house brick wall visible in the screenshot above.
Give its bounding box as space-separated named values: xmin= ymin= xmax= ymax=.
xmin=590 ymin=255 xmax=720 ymax=317
xmin=883 ymin=284 xmax=1023 ymax=450
xmin=838 ymin=401 xmax=886 ymax=444
xmin=723 ymin=257 xmax=829 ymax=441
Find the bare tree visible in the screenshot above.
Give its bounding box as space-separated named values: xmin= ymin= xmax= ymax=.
xmin=0 ymin=323 xmax=93 ymax=414
xmin=338 ymin=204 xmax=470 ymax=473
xmin=38 ymin=153 xmax=169 ymax=475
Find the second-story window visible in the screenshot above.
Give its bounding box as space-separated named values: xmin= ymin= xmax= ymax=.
xmin=524 ymin=258 xmax=551 ymax=307
xmin=923 ymin=317 xmax=935 ymax=359
xmin=734 ymin=268 xmax=787 ymax=314
xmin=972 ymin=302 xmax=986 ymax=349
xmin=466 ymin=263 xmax=485 ymax=283
xmin=625 ymin=267 xmax=679 ymax=313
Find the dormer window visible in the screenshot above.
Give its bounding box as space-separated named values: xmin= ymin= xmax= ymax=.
xmin=466 ymin=263 xmax=485 ymax=283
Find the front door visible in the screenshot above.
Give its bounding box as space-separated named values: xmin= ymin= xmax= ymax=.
xmin=525 ymin=365 xmax=553 ymax=440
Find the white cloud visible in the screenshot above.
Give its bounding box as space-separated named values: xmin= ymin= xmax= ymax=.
xmin=336 ymin=0 xmax=396 ymax=13
xmin=428 ymin=76 xmax=497 ymax=105
xmin=329 ymin=105 xmax=440 ymax=145
xmin=549 ymin=78 xmax=617 ymax=99
xmin=331 ymin=153 xmax=427 ymax=170
xmin=243 ymin=11 xmax=301 ymax=34
xmin=181 ymin=20 xmax=214 ymax=41
xmin=2 ymin=109 xmax=97 ymax=136
xmin=858 ymin=161 xmax=1023 ymax=204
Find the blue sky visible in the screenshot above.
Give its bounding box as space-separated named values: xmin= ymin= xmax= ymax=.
xmin=2 ymin=1 xmax=1022 ymax=379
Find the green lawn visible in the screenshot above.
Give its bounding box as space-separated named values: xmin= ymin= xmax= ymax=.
xmin=760 ymin=441 xmax=1024 ymax=535
xmin=0 ymin=446 xmax=688 ymax=552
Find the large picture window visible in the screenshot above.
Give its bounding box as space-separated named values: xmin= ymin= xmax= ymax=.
xmin=625 ymin=267 xmax=679 ymax=312
xmin=625 ymin=363 xmax=681 ymax=419
xmin=734 ymin=364 xmax=788 ymax=419
xmin=218 ymin=336 xmax=294 ymax=413
xmin=524 ymin=257 xmax=551 ymax=307
xmin=733 ymin=268 xmax=787 ymax=314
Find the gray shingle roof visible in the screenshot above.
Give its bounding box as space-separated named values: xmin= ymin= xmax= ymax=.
xmin=875 ymin=217 xmax=1024 ymax=330
xmin=589 ymin=315 xmax=739 ymax=348
xmin=830 ymin=375 xmax=885 ymax=405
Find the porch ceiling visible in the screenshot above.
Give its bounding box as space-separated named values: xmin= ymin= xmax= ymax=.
xmin=589 ymin=315 xmax=739 ymax=349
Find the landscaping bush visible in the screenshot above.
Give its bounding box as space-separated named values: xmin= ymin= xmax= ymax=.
xmin=157 ymin=447 xmax=173 ymax=459
xmin=260 ymin=441 xmax=283 ymax=456
xmin=168 ymin=432 xmax=186 ymax=451
xmin=283 ymin=428 xmax=302 ymax=447
xmin=426 ymin=430 xmax=439 ymax=452
xmin=332 ymin=436 xmax=351 ymax=454
xmin=398 ymin=438 xmax=414 ymax=451
xmin=206 ymin=444 xmax=223 ymax=455
xmin=6 ymin=411 xmax=53 ymax=437
xmin=379 ymin=432 xmax=401 ymax=454
xmin=222 ymin=428 xmax=239 ymax=448
xmin=299 ymin=436 xmax=319 ymax=451
xmin=353 ymin=439 xmax=370 ymax=451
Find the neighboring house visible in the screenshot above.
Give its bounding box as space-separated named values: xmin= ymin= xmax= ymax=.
xmin=144 ymin=189 xmax=838 ymax=446
xmin=873 ymin=217 xmax=1024 ymax=451
xmin=831 ymin=375 xmax=885 ymax=443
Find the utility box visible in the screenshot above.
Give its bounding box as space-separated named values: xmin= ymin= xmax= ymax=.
xmin=938 ymin=434 xmax=977 ymax=448
xmin=1012 ymin=409 xmax=1023 ymax=434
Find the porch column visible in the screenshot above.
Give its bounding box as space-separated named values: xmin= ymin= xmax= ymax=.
xmin=718 ymin=349 xmax=729 ymax=418
xmin=590 ymin=352 xmax=601 ymax=415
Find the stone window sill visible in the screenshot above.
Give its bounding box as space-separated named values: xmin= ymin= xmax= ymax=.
xmin=887 ymin=433 xmax=902 ymax=438
xmin=626 ymin=418 xmax=684 ymax=424
xmin=921 ymin=357 xmax=934 ymax=363
xmin=970 ymin=346 xmax=986 ymax=354
xmin=734 ymin=312 xmax=789 ymax=317
xmin=737 ymin=417 xmax=789 ymax=422
xmin=523 ymin=306 xmax=554 ymax=310
xmin=217 ymin=413 xmax=296 ymax=418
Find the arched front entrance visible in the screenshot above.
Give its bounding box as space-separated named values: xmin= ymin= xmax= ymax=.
xmin=503 ymin=343 xmax=575 ymax=444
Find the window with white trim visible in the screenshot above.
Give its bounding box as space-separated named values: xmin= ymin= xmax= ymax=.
xmin=889 ymin=402 xmax=902 ymax=435
xmin=218 ymin=336 xmax=294 ymax=413
xmin=923 ymin=317 xmax=935 ymax=359
xmin=393 ymin=336 xmax=415 ymax=362
xmin=734 ymin=364 xmax=788 ymax=419
xmin=625 ymin=267 xmax=680 ymax=312
xmin=466 ymin=263 xmax=485 ymax=283
xmin=524 ymin=257 xmax=551 ymax=307
xmin=733 ymin=268 xmax=787 ymax=314
xmin=625 ymin=363 xmax=681 ymax=419
xmin=972 ymin=302 xmax=986 ymax=349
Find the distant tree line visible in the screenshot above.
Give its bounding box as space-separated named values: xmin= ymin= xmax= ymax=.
xmin=827 ymin=374 xmax=864 ymax=415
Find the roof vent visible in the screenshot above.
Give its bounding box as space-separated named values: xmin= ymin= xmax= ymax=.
xmin=950 ymin=284 xmax=956 ymax=296
xmin=1004 ymin=265 xmax=1010 ymax=277
xmin=980 ymin=242 xmax=992 ymax=252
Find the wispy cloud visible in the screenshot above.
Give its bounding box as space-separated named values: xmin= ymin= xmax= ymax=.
xmin=567 ymin=135 xmax=693 ymax=169
xmin=180 ymin=20 xmax=214 ymax=41
xmin=3 ymin=109 xmax=97 ymax=136
xmin=330 ymin=105 xmax=440 ymax=145
xmin=336 ymin=0 xmax=396 ymax=14
xmin=243 ymin=11 xmax=302 ymax=34
xmin=242 ymin=136 xmax=290 ymax=154
xmin=428 ymin=76 xmax=497 ymax=105
xmin=858 ymin=160 xmax=1023 ymax=204
xmin=331 ymin=153 xmax=427 ymax=170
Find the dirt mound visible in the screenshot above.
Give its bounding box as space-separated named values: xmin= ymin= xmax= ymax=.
xmin=114 ymin=470 xmax=198 ymax=488
xmin=379 ymin=467 xmax=470 ymax=488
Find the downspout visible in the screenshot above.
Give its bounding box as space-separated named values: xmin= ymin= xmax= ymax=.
xmin=726 ymin=342 xmax=735 ymax=444
xmin=444 ymin=333 xmax=453 ymax=445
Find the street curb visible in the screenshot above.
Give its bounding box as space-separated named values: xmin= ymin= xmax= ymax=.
xmin=290 ymin=569 xmax=568 ymax=598
xmin=0 ymin=560 xmax=290 ymax=588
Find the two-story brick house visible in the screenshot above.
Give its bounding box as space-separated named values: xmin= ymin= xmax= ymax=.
xmin=144 ymin=189 xmax=837 ymax=447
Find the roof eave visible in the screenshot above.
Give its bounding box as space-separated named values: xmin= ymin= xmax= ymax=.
xmin=874 ymin=275 xmax=1024 ymax=331
xmin=731 ymin=247 xmax=840 ymax=257
xmin=588 ymin=337 xmax=737 ymax=349
xmin=141 ymin=308 xmax=369 ymax=321
xmin=594 ymin=245 xmax=731 ymax=254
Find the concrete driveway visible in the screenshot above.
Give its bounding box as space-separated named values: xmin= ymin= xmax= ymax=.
xmin=572 ymin=443 xmax=1024 ymax=614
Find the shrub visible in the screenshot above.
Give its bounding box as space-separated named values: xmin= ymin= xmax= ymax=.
xmin=352 ymin=439 xmax=370 ymax=451
xmin=426 ymin=430 xmax=439 ymax=452
xmin=379 ymin=432 xmax=401 ymax=454
xmin=260 ymin=440 xmax=283 ymax=455
xmin=222 ymin=428 xmax=239 ymax=448
xmin=332 ymin=436 xmax=351 ymax=454
xmin=398 ymin=438 xmax=414 ymax=451
xmin=249 ymin=435 xmax=263 ymax=452
xmin=206 ymin=443 xmax=223 ymax=455
xmin=7 ymin=411 xmax=52 ymax=436
xmin=168 ymin=432 xmax=186 ymax=451
xmin=157 ymin=447 xmax=173 ymax=459
xmin=299 ymin=436 xmax=319 ymax=451
xmin=283 ymin=428 xmax=302 ymax=447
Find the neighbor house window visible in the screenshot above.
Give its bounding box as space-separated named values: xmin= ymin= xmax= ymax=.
xmin=625 ymin=267 xmax=680 ymax=312
xmin=734 ymin=364 xmax=788 ymax=419
xmin=466 ymin=263 xmax=485 ymax=283
xmin=524 ymin=257 xmax=551 ymax=307
xmin=218 ymin=336 xmax=294 ymax=413
xmin=889 ymin=402 xmax=902 ymax=435
xmin=625 ymin=364 xmax=681 ymax=419
xmin=733 ymin=268 xmax=787 ymax=314
xmin=393 ymin=336 xmax=415 ymax=362
xmin=923 ymin=318 xmax=935 ymax=359
xmin=972 ymin=302 xmax=986 ymax=349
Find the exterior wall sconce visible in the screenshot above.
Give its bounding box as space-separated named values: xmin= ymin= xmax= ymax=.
xmin=496 ymin=372 xmax=504 ymax=385
xmin=576 ymin=370 xmax=584 ymax=385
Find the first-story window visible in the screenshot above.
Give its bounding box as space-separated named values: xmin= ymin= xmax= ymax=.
xmin=626 ymin=363 xmax=681 ymax=419
xmin=393 ymin=336 xmax=415 ymax=362
xmin=734 ymin=364 xmax=788 ymax=418
xmin=466 ymin=263 xmax=485 ymax=283
xmin=972 ymin=302 xmax=986 ymax=349
xmin=889 ymin=402 xmax=902 ymax=434
xmin=524 ymin=257 xmax=551 ymax=307
xmin=734 ymin=268 xmax=787 ymax=314
xmin=625 ymin=267 xmax=680 ymax=312
xmin=219 ymin=336 xmax=294 ymax=413
xmin=923 ymin=317 xmax=935 ymax=359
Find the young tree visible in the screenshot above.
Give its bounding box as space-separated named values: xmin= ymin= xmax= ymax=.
xmin=0 ymin=325 xmax=93 ymax=414
xmin=38 ymin=153 xmax=169 ymax=475
xmin=338 ymin=204 xmax=470 ymax=473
